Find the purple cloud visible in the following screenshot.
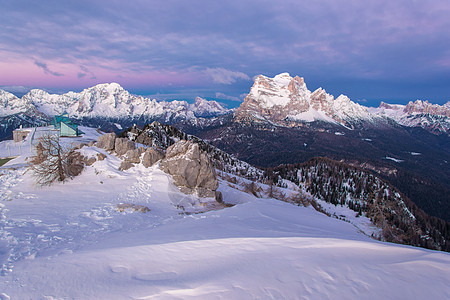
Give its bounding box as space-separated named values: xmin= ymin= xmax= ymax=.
xmin=215 ymin=92 xmax=243 ymax=102
xmin=34 ymin=61 xmax=63 ymax=77
xmin=205 ymin=68 xmax=250 ymax=85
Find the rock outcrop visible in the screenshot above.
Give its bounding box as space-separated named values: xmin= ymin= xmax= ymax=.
xmin=125 ymin=148 xmax=144 ymax=164
xmin=119 ymin=160 xmax=134 ymax=171
xmin=97 ymin=133 xmax=116 ymax=151
xmin=160 ymin=140 xmax=218 ymax=198
xmin=142 ymin=147 xmax=165 ymax=168
xmin=114 ymin=138 xmax=135 ymax=156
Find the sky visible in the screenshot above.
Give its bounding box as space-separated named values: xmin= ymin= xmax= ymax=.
xmin=1 ymin=0 xmax=450 ymax=107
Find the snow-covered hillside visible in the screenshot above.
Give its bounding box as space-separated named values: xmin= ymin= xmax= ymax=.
xmin=0 ymin=127 xmax=449 ymax=299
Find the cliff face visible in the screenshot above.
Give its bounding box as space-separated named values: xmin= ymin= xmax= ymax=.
xmin=234 ymin=73 xmax=373 ymax=127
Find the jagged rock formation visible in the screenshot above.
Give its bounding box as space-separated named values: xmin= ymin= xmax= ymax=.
xmin=95 ymin=130 xmax=219 ymax=198
xmin=121 ymin=121 xmax=265 ymax=182
xmin=370 ymin=100 xmax=450 ymax=134
xmin=234 ymin=73 xmax=374 ymax=127
xmin=160 ymin=140 xmax=219 ymax=198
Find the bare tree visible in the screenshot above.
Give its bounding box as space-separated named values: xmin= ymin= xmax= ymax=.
xmin=29 ymin=134 xmax=84 ymax=186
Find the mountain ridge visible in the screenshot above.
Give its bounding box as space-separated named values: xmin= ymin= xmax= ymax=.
xmin=1 ymin=75 xmax=449 ymax=136
xmin=234 ymin=73 xmax=449 ymax=134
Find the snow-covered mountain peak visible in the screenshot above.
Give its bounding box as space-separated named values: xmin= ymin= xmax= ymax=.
xmin=370 ymin=100 xmax=450 ymax=134
xmin=0 ymin=89 xmax=21 ymax=107
xmin=97 ymin=82 xmax=124 ymax=92
xmin=191 ymin=97 xmax=229 ymax=117
xmin=245 ymin=73 xmax=309 ymax=110
xmin=273 ymin=72 xmax=292 ymax=84
xmin=334 ymin=94 xmax=372 ymax=121
xmin=378 ymin=101 xmax=403 ymax=110
xmin=0 ymin=83 xmax=233 ymax=134
xmin=235 ymin=73 xmax=372 ymax=126
xmin=82 ymin=82 xmax=128 ymax=97
xmin=0 ymin=89 xmax=34 ymax=116
xmin=405 ymin=99 xmax=450 ymax=117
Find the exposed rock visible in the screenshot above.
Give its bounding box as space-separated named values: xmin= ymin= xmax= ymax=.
xmin=405 ymin=100 xmax=450 ymax=117
xmin=88 ymin=141 xmax=95 ymax=147
xmin=125 ymin=149 xmax=141 ymax=164
xmin=116 ymin=203 xmax=150 ymax=213
xmin=66 ymin=151 xmax=85 ymax=177
xmin=160 ymin=140 xmax=218 ymax=198
xmin=115 ymin=138 xmax=135 ymax=156
xmin=142 ymin=147 xmax=165 ymax=168
xmin=84 ymin=156 xmax=96 ymax=166
xmin=165 ymin=140 xmax=191 ymax=159
xmin=137 ymin=147 xmax=146 ymax=155
xmin=97 ymin=133 xmax=116 ymax=150
xmin=97 ymin=153 xmax=106 ymax=161
xmin=119 ymin=160 xmax=134 ymax=171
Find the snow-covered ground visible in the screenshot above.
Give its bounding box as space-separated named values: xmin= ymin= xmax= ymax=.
xmin=0 ymin=128 xmax=449 ymax=299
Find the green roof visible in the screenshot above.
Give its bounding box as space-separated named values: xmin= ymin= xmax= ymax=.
xmin=53 ymin=114 xmax=83 ymax=136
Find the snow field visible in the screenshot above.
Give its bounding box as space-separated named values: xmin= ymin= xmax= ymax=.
xmin=0 ymin=128 xmax=449 ymax=299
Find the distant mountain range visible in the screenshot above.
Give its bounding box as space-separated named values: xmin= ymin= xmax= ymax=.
xmin=1 ymin=73 xmax=449 ymax=138
xmin=1 ymin=73 xmax=449 ymax=221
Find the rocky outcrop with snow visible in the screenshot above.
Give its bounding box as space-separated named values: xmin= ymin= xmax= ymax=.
xmin=234 ymin=73 xmax=374 ymax=127
xmin=160 ymin=140 xmax=219 ymax=198
xmin=142 ymin=147 xmax=165 ymax=167
xmin=114 ymin=138 xmax=136 ymax=156
xmin=97 ymin=133 xmax=117 ymax=151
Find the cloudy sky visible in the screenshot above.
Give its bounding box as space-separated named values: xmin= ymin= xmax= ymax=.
xmin=1 ymin=0 xmax=449 ymax=107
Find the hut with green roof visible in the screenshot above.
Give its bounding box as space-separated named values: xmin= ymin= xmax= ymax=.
xmin=52 ymin=113 xmax=83 ymax=137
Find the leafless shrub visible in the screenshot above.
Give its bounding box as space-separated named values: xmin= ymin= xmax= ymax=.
xmin=29 ymin=134 xmax=85 ymax=186
xmin=244 ymin=181 xmax=262 ymax=197
xmin=288 ymin=192 xmax=310 ymax=207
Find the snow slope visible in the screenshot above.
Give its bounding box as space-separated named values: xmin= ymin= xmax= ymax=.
xmin=0 ymin=130 xmax=449 ymax=299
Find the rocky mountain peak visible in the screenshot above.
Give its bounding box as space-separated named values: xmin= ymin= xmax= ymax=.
xmin=378 ymin=102 xmax=399 ymax=110
xmin=191 ymin=97 xmax=229 ymax=118
xmin=0 ymin=89 xmax=38 ymax=117
xmin=235 ymin=73 xmax=371 ymax=126
xmin=405 ymin=100 xmax=450 ymax=117
xmin=370 ymin=100 xmax=450 ymax=134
